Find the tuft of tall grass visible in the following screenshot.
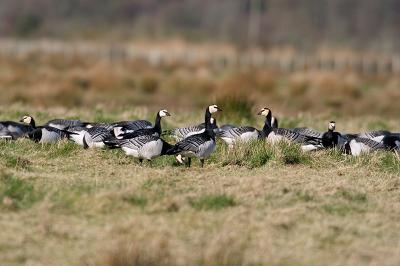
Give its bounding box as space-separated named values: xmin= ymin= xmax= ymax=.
xmin=219 ymin=140 xmax=274 ymax=168
xmin=276 ymin=141 xmax=311 ymax=165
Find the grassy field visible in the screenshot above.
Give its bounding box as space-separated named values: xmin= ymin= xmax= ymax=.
xmin=1 ymin=106 xmax=400 ymax=266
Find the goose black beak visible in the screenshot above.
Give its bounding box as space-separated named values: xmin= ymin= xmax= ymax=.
xmin=19 ymin=119 xmax=24 ymax=122
xmin=165 ymin=111 xmax=171 ymax=116
xmin=257 ymin=111 xmax=263 ymax=115
xmin=216 ymin=107 xmax=222 ymax=112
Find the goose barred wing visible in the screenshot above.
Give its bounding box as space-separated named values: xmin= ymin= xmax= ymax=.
xmin=354 ymin=137 xmax=385 ymax=150
xmin=171 ymin=124 xmax=205 ymax=139
xmin=291 ymin=127 xmax=323 ymax=138
xmin=274 ymin=128 xmax=308 ymax=143
xmin=357 ymin=130 xmax=390 ymax=140
xmin=218 ymin=126 xmax=258 ymax=138
xmin=174 ymin=134 xmax=209 ymax=153
xmin=117 ymin=135 xmax=159 ymax=150
xmin=87 ymin=127 xmax=112 ymax=141
xmin=113 ymin=120 xmax=152 ymax=131
xmin=45 ymin=119 xmax=85 ymax=129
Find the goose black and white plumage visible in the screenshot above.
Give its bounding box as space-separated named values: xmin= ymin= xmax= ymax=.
xmin=320 ymin=121 xmax=349 ymax=150
xmin=116 ymin=110 xmax=170 ymax=139
xmin=112 ymin=120 xmax=153 ymax=138
xmin=258 ymin=108 xmax=322 ymax=151
xmin=105 ymin=135 xmax=173 ymax=163
xmin=21 ymin=115 xmax=75 ymax=143
xmin=344 ymin=137 xmax=385 ymax=156
xmin=355 ymin=130 xmax=391 ymax=142
xmin=44 ymin=119 xmax=87 ymax=130
xmin=169 ymin=117 xmax=219 ymax=141
xmin=168 ymin=105 xmax=222 ymax=167
xmin=82 ymin=127 xmax=114 ymax=149
xmin=0 ymin=116 xmax=35 ymax=139
xmin=271 ymin=116 xmax=323 ymax=138
xmin=67 ymin=126 xmax=88 ymax=146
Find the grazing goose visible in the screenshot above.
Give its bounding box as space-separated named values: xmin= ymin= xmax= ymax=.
xmin=82 ymin=127 xmax=114 ymax=149
xmin=344 ymin=137 xmax=385 ymax=156
xmin=381 ymin=134 xmax=400 ymax=152
xmin=218 ymin=117 xmax=267 ymax=147
xmin=258 ymin=108 xmax=322 ymax=151
xmin=105 ymin=135 xmax=173 ymax=164
xmin=44 ymin=119 xmax=87 ymax=130
xmin=167 ymin=105 xmax=222 ymax=167
xmin=0 ymin=116 xmax=35 ymax=139
xmin=169 ymin=117 xmax=219 ymax=141
xmin=117 ymin=109 xmax=171 ymax=139
xmin=21 ymin=115 xmax=75 ymax=143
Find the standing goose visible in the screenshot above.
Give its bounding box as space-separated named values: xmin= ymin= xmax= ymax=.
xmin=21 ymin=116 xmax=75 ymax=143
xmin=0 ymin=116 xmax=35 ymax=139
xmin=167 ymin=105 xmax=222 ymax=167
xmin=117 ymin=109 xmax=171 ymax=139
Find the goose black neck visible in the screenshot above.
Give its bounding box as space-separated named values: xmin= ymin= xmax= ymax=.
xmin=154 ymin=113 xmax=162 ymax=134
xmin=261 ymin=111 xmax=273 ymax=135
xmin=30 ymin=118 xmax=36 ymax=128
xmin=204 ymin=108 xmax=215 ymax=138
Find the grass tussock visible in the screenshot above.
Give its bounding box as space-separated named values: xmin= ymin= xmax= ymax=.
xmin=219 ymin=140 xmax=274 ymax=168
xmin=276 ymin=141 xmax=311 ymax=165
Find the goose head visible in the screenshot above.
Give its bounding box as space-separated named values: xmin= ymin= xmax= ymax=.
xmin=257 ymin=107 xmax=271 ymax=117
xmin=20 ymin=115 xmax=35 ymax=126
xmin=208 ymin=104 xmax=222 ymax=114
xmin=158 ymin=109 xmax=171 ymax=118
xmin=328 ymin=121 xmax=336 ymax=131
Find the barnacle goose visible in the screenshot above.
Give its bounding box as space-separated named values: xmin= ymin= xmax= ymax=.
xmin=169 ymin=117 xmax=219 ymax=141
xmin=381 ymin=134 xmax=400 ymax=152
xmin=320 ymin=121 xmax=348 ymax=149
xmin=259 ymin=108 xmax=322 ymax=151
xmin=117 ymin=109 xmax=171 ymax=139
xmin=0 ymin=116 xmax=35 ymax=139
xmin=82 ymin=127 xmax=114 ymax=149
xmin=105 ymin=135 xmax=173 ymax=164
xmin=44 ymin=119 xmax=87 ymax=130
xmin=355 ymin=130 xmax=391 ymax=142
xmin=21 ymin=115 xmax=75 ymax=143
xmin=167 ymin=105 xmax=222 ymax=167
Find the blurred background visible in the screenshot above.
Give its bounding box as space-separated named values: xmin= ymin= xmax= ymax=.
xmin=0 ymin=0 xmax=399 ymax=117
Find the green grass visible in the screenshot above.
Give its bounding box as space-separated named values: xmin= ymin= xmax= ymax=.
xmin=189 ymin=194 xmax=236 ymax=210
xmin=0 ymin=107 xmax=400 ymax=266
xmin=0 ymin=173 xmax=43 ymax=210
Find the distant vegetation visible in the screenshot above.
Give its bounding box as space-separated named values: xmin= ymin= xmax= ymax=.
xmin=0 ymin=55 xmax=399 ymax=117
xmin=0 ymin=0 xmax=399 ymax=52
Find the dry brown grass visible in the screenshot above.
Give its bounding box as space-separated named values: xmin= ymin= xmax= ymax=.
xmin=0 ymin=55 xmax=400 ymax=117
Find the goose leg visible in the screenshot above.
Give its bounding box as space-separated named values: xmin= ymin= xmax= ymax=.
xmin=139 ymin=159 xmax=143 ymax=165
xmin=148 ymin=159 xmax=152 ymax=167
xmin=187 ymin=157 xmax=191 ymax=168
xmin=200 ymin=158 xmax=205 ymax=168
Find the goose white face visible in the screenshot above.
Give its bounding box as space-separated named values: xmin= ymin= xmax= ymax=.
xmin=328 ymin=121 xmax=336 ymax=131
xmin=257 ymin=108 xmax=270 ymax=116
xmin=208 ymin=105 xmax=221 ymax=113
xmin=159 ymin=109 xmax=171 ymax=117
xmin=20 ymin=115 xmax=32 ymax=124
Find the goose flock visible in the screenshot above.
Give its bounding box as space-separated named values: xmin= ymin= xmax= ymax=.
xmin=1 ymin=105 xmax=399 ymax=167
